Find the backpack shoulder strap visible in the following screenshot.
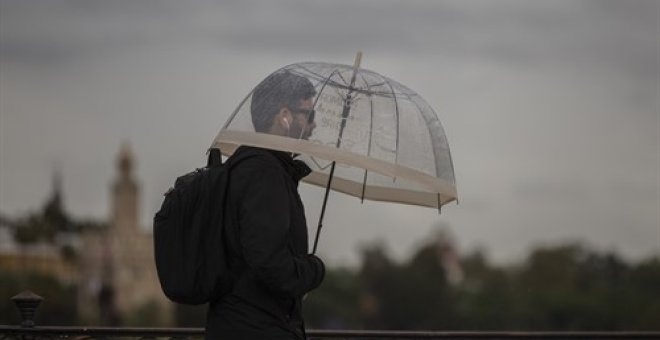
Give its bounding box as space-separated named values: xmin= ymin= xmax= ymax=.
xmin=222 ymin=146 xmax=270 ymax=170
xmin=206 ymin=147 xmax=254 ymax=169
xmin=207 ymin=148 xmax=223 ymax=167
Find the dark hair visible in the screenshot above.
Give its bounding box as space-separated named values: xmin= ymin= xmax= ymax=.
xmin=250 ymin=70 xmax=316 ymax=133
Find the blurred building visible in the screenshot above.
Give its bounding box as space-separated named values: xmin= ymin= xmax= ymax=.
xmin=0 ymin=172 xmax=79 ymax=285
xmin=78 ymin=143 xmax=174 ymax=325
xmin=0 ymin=144 xmax=174 ymax=326
xmin=0 ymin=242 xmax=78 ymax=285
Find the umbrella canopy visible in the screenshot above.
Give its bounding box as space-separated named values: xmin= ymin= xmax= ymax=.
xmin=212 ymin=59 xmax=457 ymax=209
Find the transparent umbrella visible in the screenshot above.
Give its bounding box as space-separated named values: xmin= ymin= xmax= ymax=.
xmin=212 ymin=53 xmax=457 ymax=253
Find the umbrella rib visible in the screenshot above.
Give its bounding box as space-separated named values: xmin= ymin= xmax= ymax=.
xmin=356 ymin=70 xmax=375 ymax=202
xmin=292 ymin=63 xmax=411 ymax=97
xmin=311 ymin=68 xmax=340 ymax=122
xmin=404 ymin=92 xmax=441 ymax=179
xmin=312 ymin=69 xmax=339 ymax=94
xmin=291 ymin=64 xmax=334 ymax=83
xmin=292 ymin=64 xmax=370 ymax=94
xmin=383 ymin=78 xmax=401 ymax=180
xmin=292 ymin=65 xmax=372 ymax=95
xmin=407 ymin=93 xmax=457 ymax=195
xmin=212 ymin=90 xmax=253 ymax=149
xmin=362 ymin=90 xmax=375 ymax=203
xmin=296 ymin=67 xmax=400 ymax=97
xmin=292 ymin=66 xmax=356 ymax=99
xmin=313 ymin=55 xmax=362 ymax=254
xmin=306 ymin=69 xmax=342 ymax=166
xmin=221 ymin=92 xmax=251 ymax=130
xmin=308 ymin=69 xmax=341 ymax=169
xmin=297 ymin=69 xmax=342 ymax=145
xmin=335 ymin=70 xmax=350 ymax=87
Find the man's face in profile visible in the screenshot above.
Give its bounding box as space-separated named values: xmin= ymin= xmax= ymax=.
xmin=287 ymin=97 xmax=316 ymax=140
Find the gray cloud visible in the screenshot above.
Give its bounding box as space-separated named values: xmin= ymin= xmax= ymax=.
xmin=3 ymin=0 xmax=657 ymax=77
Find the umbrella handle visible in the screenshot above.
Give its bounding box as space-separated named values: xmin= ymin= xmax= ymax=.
xmin=312 ymin=160 xmax=338 ymax=255
xmin=353 ymin=51 xmax=362 ymax=71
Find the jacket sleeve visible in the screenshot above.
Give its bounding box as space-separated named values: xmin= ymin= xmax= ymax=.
xmin=236 ymin=161 xmax=324 ymax=297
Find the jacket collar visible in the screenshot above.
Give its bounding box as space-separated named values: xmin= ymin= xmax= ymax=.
xmin=268 ymin=149 xmax=312 ymax=183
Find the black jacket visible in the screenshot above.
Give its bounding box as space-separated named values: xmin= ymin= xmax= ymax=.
xmin=206 ymin=146 xmax=325 ymax=340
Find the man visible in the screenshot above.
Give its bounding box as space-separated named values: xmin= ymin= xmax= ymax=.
xmin=205 ymin=71 xmax=325 ymax=340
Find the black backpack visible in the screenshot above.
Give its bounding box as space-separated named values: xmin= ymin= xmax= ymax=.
xmin=153 ymin=148 xmax=248 ymax=305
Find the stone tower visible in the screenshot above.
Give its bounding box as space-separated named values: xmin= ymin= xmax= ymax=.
xmin=105 ymin=142 xmax=173 ymax=325
xmin=112 ymin=143 xmax=139 ymax=238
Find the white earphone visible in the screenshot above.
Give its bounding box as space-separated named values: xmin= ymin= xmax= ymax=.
xmin=283 ymin=118 xmax=290 ymax=130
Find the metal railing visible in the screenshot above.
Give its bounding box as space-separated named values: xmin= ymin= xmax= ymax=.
xmin=3 ymin=327 xmax=660 ymax=339
xmin=3 ymin=291 xmax=660 ymax=339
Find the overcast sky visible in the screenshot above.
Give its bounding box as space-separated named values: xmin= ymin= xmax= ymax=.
xmin=1 ymin=0 xmax=658 ymax=266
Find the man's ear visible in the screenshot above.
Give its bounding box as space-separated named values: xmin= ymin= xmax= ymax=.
xmin=275 ymin=108 xmax=291 ymax=126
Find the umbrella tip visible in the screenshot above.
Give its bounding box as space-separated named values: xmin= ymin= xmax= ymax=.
xmin=354 ymin=51 xmax=362 ymax=69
